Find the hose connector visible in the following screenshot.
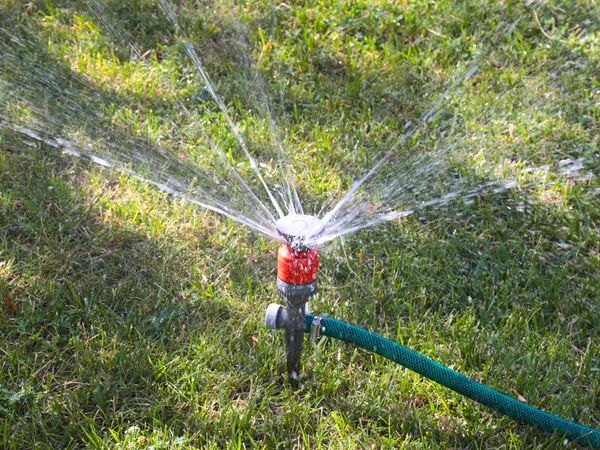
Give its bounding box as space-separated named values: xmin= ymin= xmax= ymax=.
xmin=310 ymin=314 xmax=327 ymax=342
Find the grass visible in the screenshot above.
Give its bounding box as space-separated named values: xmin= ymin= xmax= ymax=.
xmin=0 ymin=0 xmax=599 ymax=448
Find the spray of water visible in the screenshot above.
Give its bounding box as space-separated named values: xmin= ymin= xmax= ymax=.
xmin=311 ymin=1 xmax=599 ymax=245
xmin=0 ymin=0 xmax=597 ymax=249
xmin=0 ymin=2 xmax=292 ymax=242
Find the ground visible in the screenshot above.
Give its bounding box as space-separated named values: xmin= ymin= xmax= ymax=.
xmin=0 ymin=0 xmax=599 ymax=448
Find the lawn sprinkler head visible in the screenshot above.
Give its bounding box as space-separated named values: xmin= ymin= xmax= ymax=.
xmin=266 ymin=215 xmax=324 ymax=387
xmin=275 ymin=214 xmax=324 ymax=252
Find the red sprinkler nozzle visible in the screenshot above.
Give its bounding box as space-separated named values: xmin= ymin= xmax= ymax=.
xmin=277 ymin=244 xmax=319 ymax=285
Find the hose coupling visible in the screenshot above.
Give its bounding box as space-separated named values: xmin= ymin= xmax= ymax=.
xmin=310 ymin=314 xmax=328 ymax=342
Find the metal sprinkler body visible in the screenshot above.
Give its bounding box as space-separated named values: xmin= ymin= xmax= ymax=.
xmin=265 ymin=215 xmax=324 ymax=387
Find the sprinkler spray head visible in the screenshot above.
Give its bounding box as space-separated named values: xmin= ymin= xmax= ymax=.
xmin=265 ymin=215 xmax=324 ymax=387
xmin=275 ymin=214 xmax=324 ymax=252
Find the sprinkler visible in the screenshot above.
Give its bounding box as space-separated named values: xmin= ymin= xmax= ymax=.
xmin=265 ymin=214 xmax=324 ymax=386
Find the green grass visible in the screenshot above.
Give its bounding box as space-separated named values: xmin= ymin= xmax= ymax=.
xmin=1 ymin=0 xmax=599 ymax=448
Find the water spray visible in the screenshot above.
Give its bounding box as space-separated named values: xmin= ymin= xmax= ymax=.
xmin=265 ymin=214 xmax=324 ymax=386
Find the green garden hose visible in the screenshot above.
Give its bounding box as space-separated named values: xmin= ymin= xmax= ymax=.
xmin=303 ymin=314 xmax=600 ymax=447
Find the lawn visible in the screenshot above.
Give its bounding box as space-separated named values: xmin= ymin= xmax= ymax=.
xmin=0 ymin=0 xmax=599 ymax=448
